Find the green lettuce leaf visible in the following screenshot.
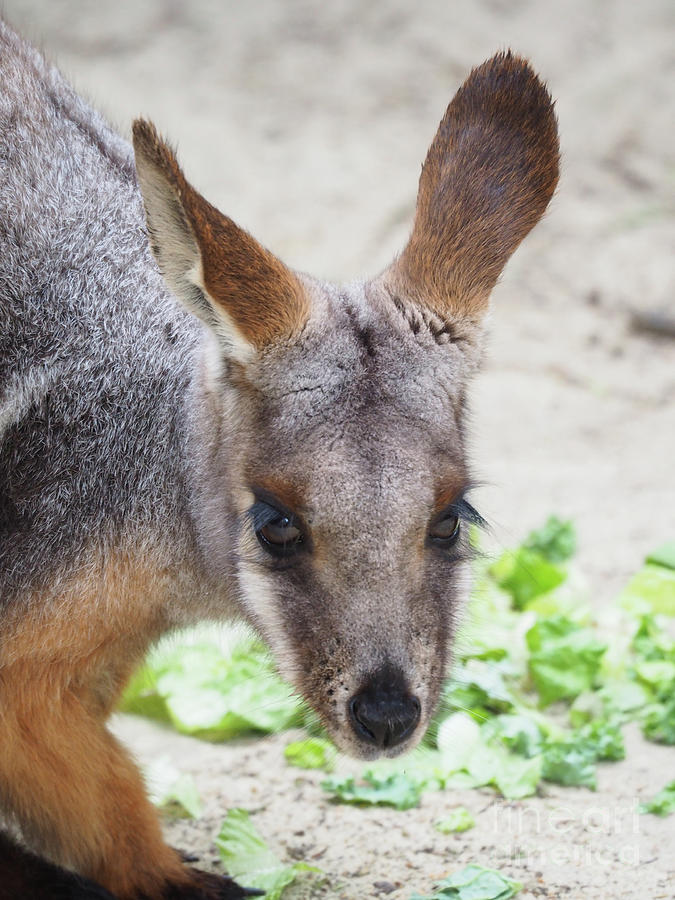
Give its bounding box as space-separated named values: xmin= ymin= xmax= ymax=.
xmin=524 ymin=516 xmax=577 ymax=563
xmin=121 ymin=635 xmax=304 ymax=740
xmin=491 ymin=548 xmax=566 ymax=610
xmin=577 ymin=719 xmax=625 ymax=761
xmin=491 ymin=752 xmax=543 ymax=800
xmin=435 ymin=712 xmax=542 ymax=799
xmin=436 ymin=712 xmax=483 ymax=771
xmin=441 ymin=660 xmax=516 ymax=723
xmin=526 ymin=616 xmax=606 ymax=706
xmin=646 ymin=542 xmax=675 ymax=571
xmin=597 ymin=680 xmax=653 ymax=720
xmin=639 ymin=780 xmax=675 ymax=816
xmin=145 ymin=756 xmax=202 ymax=819
xmin=634 ymin=659 xmax=675 ymax=692
xmin=321 ymin=772 xmax=422 ymax=810
xmin=284 ymin=737 xmax=336 ymax=771
xmin=540 ymin=716 xmax=624 ymax=789
xmin=632 ymin=614 xmax=675 ymax=665
xmin=410 ymin=863 xmax=522 ymax=899
xmin=642 ymin=697 xmax=675 ymax=744
xmin=481 ymin=713 xmax=544 ymax=758
xmin=215 ymin=808 xmax=320 ymax=899
xmin=435 ymin=807 xmax=476 ymax=833
xmin=541 ymin=740 xmax=597 ymax=789
xmin=621 ymin=563 xmax=675 ymax=615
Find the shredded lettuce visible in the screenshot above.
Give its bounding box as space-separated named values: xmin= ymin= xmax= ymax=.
xmin=284 ymin=737 xmax=336 ymax=771
xmin=145 ymin=756 xmax=202 ymax=819
xmin=321 ymin=771 xmax=423 ymax=810
xmin=481 ymin=713 xmax=544 ymax=758
xmin=621 ymin=563 xmax=675 ymax=616
xmin=526 ymin=616 xmax=607 ymax=706
xmin=435 ymin=807 xmax=475 ymax=833
xmin=215 ymin=808 xmax=320 ymax=899
xmin=577 ymin=719 xmax=625 ymax=761
xmin=523 ymin=516 xmax=576 ymax=563
xmin=541 ymin=740 xmax=597 ymax=789
xmin=642 ymin=698 xmax=675 ymax=744
xmin=539 ymin=720 xmax=625 ymax=789
xmin=639 ymin=780 xmax=675 ymax=816
xmin=410 ymin=864 xmax=522 ymax=899
xmin=440 ymin=659 xmax=517 ymax=724
xmin=646 ymin=542 xmax=675 ymax=571
xmin=435 ymin=712 xmax=542 ymax=799
xmin=491 ymin=548 xmax=566 ymax=610
xmin=122 ymin=635 xmax=304 ymax=740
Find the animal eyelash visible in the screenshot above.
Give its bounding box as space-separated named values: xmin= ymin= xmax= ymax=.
xmin=247 ymin=500 xmax=284 ymax=532
xmin=452 ymin=498 xmax=487 ymax=529
xmin=250 ymin=498 xmax=486 ymax=532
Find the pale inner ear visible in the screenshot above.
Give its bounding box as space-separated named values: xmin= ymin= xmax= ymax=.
xmin=133 ymin=119 xmax=309 ymax=359
xmin=187 ymin=258 xmax=257 ymax=365
xmin=135 ymin=152 xmax=255 ymax=363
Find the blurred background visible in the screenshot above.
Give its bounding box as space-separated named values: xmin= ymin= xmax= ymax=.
xmin=4 ymin=0 xmax=674 ymax=600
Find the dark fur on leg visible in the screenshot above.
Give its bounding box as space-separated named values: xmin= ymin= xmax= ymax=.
xmin=0 ymin=831 xmax=117 ymax=900
xmin=0 ymin=832 xmax=262 ymax=900
xmin=162 ymin=869 xmax=264 ymax=899
xmin=174 ymin=849 xmax=200 ymax=864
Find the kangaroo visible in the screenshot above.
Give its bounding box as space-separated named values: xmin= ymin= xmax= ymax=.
xmin=0 ymin=18 xmax=559 ymax=900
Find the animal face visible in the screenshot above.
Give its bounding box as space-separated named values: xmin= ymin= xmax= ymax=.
xmin=225 ymin=277 xmax=484 ymax=757
xmin=133 ymin=52 xmax=559 ymax=758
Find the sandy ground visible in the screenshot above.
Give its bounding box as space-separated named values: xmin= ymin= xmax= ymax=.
xmin=2 ymin=0 xmax=674 ymax=897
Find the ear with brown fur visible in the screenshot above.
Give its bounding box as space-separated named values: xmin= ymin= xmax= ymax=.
xmin=385 ymin=52 xmax=559 ymax=323
xmin=132 ymin=119 xmax=309 ymax=360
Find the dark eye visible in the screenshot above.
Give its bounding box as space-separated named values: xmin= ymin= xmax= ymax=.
xmin=256 ymin=512 xmax=304 ymax=557
xmin=429 ymin=512 xmax=460 ymax=547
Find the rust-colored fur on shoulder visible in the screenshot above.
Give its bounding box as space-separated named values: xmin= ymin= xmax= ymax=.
xmin=132 ymin=119 xmax=309 ymax=351
xmin=390 ymin=52 xmax=559 ymax=321
xmin=0 ymin=556 xmax=251 ymax=899
xmin=0 ymin=665 xmax=187 ymax=896
xmin=0 ymin=559 xmax=182 ymax=898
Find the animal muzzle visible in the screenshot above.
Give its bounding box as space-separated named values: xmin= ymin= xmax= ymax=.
xmin=348 ymin=666 xmax=421 ymax=751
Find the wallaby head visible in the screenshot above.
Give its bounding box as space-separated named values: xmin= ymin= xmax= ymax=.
xmin=132 ymin=52 xmax=559 ymax=760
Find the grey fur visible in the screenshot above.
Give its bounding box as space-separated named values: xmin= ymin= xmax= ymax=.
xmin=0 ymin=21 xmax=205 ymax=606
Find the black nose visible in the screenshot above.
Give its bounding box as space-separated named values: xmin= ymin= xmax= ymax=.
xmin=348 ymin=669 xmax=421 ymax=750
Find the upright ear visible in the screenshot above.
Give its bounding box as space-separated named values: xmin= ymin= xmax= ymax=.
xmin=385 ymin=52 xmax=559 ymax=323
xmin=132 ymin=120 xmax=309 ymax=361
